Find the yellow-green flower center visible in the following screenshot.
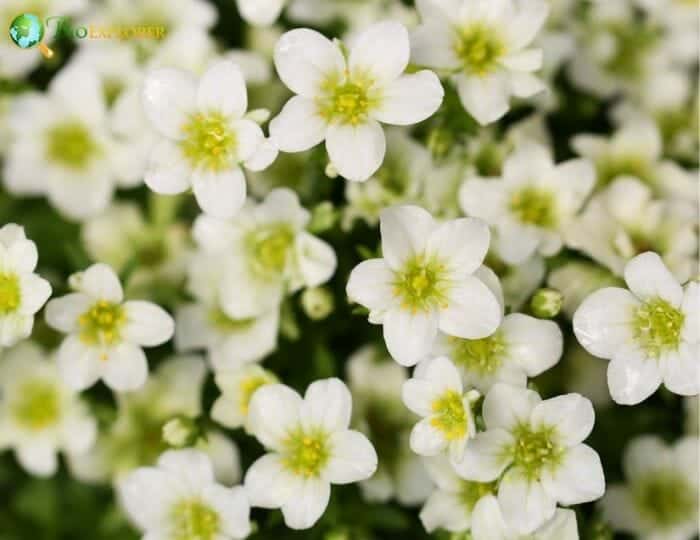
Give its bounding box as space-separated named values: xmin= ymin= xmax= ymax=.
xmin=79 ymin=300 xmax=126 ymax=346
xmin=450 ymin=332 xmax=507 ymax=375
xmin=458 ymin=479 xmax=498 ymax=511
xmin=510 ymin=424 xmax=563 ymax=480
xmin=393 ymin=254 xmax=450 ymax=313
xmin=430 ymin=389 xmax=468 ymax=441
xmin=282 ymin=428 xmax=331 ymax=478
xmin=603 ymin=22 xmax=659 ymax=79
xmin=180 ymin=112 xmax=237 ymax=172
xmin=0 ymin=273 xmax=21 ymax=315
xmin=45 ymin=121 xmax=101 ymax=170
xmin=317 ymin=73 xmax=379 ymax=126
xmin=597 ymin=153 xmax=654 ymax=188
xmin=246 ymin=223 xmax=295 ymax=279
xmin=632 ymin=297 xmax=685 ymax=358
xmin=171 ymin=499 xmax=220 ymax=540
xmin=454 ymin=24 xmax=505 ymax=76
xmin=209 ymin=308 xmax=255 ymax=333
xmin=509 ymin=186 xmax=558 ymax=228
xmin=12 ymin=380 xmax=61 ymax=430
xmin=634 ymin=472 xmax=698 ymax=527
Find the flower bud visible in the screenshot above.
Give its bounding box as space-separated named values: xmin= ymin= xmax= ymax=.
xmin=301 ymin=287 xmax=335 ymax=321
xmin=530 ymin=288 xmax=563 ymax=318
xmin=162 ymin=416 xmax=200 ymax=448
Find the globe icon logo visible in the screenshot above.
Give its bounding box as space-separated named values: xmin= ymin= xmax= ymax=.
xmin=8 ymin=13 xmax=54 ymax=58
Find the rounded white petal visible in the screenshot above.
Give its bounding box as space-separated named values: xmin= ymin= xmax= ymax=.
xmin=459 ymin=178 xmax=507 ymax=223
xmin=622 ymin=435 xmax=666 ymax=478
xmin=294 ymin=232 xmax=337 ymax=287
xmin=607 ymin=353 xmax=663 ymax=405
xmin=101 ymin=343 xmax=149 ymax=391
xmin=503 ymin=0 xmax=549 ymax=49
xmin=80 ymin=263 xmax=123 ymax=302
xmin=244 ymin=453 xmax=299 ymax=508
xmin=144 ymin=138 xmax=193 ymax=195
xmin=469 ymin=494 xmax=509 ymax=540
xmin=270 ymin=96 xmax=327 ymax=152
xmin=118 ymin=468 xmax=175 ymax=530
xmin=497 ymin=469 xmax=556 ymax=535
xmin=681 ymin=282 xmax=698 ymax=343
xmin=123 ymin=301 xmax=175 ymax=347
xmin=142 ymin=68 xmax=197 ymax=139
xmin=280 ymin=477 xmax=331 ymax=530
xmin=482 ymin=383 xmax=541 ymax=430
xmin=427 ymin=217 xmax=491 ymax=276
xmin=16 ymin=443 xmax=58 ymax=477
xmin=346 ymin=259 xmax=394 ymax=311
xmin=349 ymin=21 xmax=410 ymax=83
xmin=192 ymin=167 xmax=247 ymax=219
xmin=541 ymin=444 xmax=605 ymax=505
xmin=324 ymin=430 xmax=377 ymax=484
xmin=402 ymin=378 xmax=439 ymax=416
xmin=531 ymin=394 xmax=595 ymax=447
xmin=301 ymin=378 xmax=352 ymax=432
xmin=373 ymin=71 xmax=444 ymax=126
xmin=454 ymin=430 xmax=514 ymax=482
xmin=237 ymin=0 xmax=285 ymax=26
xmin=535 ymin=509 xmax=579 ymax=540
xmin=456 ymin=72 xmax=510 ymax=125
xmin=56 ymin=335 xmax=102 ymax=391
xmin=379 ymin=205 xmax=435 ymax=269
xmin=420 ymin=490 xmax=471 ymax=533
xmin=45 ymin=293 xmax=90 ymax=333
xmin=197 ymin=60 xmax=248 ymax=118
xmin=17 ymin=274 xmax=51 ymax=316
xmin=326 ymin=120 xmax=386 ymax=182
xmin=599 ymin=485 xmax=640 ymax=533
xmin=60 ymin=409 xmax=98 ymax=455
xmin=157 ymin=449 xmax=215 ymax=490
xmin=624 ymin=252 xmax=683 ymax=306
xmin=662 ymin=343 xmax=700 ymax=396
xmin=202 ymin=484 xmax=251 ymax=539
xmin=438 ymin=275 xmax=503 ymax=339
xmin=5 ymin=238 xmax=37 ymax=273
xmin=502 ymin=314 xmax=563 ymax=376
xmin=248 ymin=384 xmax=303 ymax=450
xmin=410 ymin=19 xmax=461 ymax=70
xmin=383 ymin=308 xmax=439 ymax=367
xmin=410 ymin=417 xmax=448 ymax=456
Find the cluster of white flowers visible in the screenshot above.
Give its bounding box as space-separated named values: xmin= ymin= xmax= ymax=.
xmin=0 ymin=0 xmax=697 ymax=539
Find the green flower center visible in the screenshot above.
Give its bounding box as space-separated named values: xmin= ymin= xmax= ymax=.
xmin=509 ymin=186 xmax=558 ymax=228
xmin=317 ymin=74 xmax=378 ymax=126
xmin=632 ymin=297 xmax=685 ymax=358
xmin=454 ymin=24 xmax=505 ymax=76
xmin=458 ymin=479 xmax=498 ymax=511
xmin=246 ymin=224 xmax=295 ymax=279
xmin=180 ymin=112 xmax=237 ymax=171
xmin=13 ymin=380 xmax=61 ymax=430
xmin=282 ymin=428 xmax=331 ymax=478
xmin=209 ymin=308 xmax=255 ymax=333
xmin=171 ymin=499 xmax=220 ymax=540
xmin=0 ymin=273 xmax=21 ymax=315
xmin=597 ymin=154 xmax=654 ymax=188
xmin=634 ymin=472 xmax=698 ymax=527
xmin=510 ymin=424 xmax=563 ymax=480
xmin=450 ymin=332 xmax=507 ymax=375
xmin=393 ymin=254 xmax=450 ymax=313
xmin=430 ymin=389 xmax=468 ymax=441
xmin=45 ymin=121 xmax=101 ymax=170
xmin=79 ymin=300 xmax=126 ymax=346
xmin=603 ymin=22 xmax=659 ymax=79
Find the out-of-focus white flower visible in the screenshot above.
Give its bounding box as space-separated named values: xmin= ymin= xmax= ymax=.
xmin=142 ymin=60 xmax=275 ymax=218
xmin=565 ymin=177 xmax=698 ymax=283
xmin=638 ymin=0 xmax=698 ymax=67
xmin=563 ymin=342 xmax=613 ymax=409
xmin=3 ymin=66 xmax=126 ymax=220
xmin=0 ymin=342 xmax=96 ymax=476
xmin=574 ymin=252 xmax=698 ymax=405
xmin=244 ymin=378 xmax=378 ymax=529
xmin=193 ymin=188 xmax=336 ymax=319
xmin=237 ymin=0 xmax=286 ymax=26
xmin=411 ymin=0 xmax=549 ymax=125
xmin=460 ymin=143 xmax=595 ymax=264
xmin=0 ymin=224 xmax=52 ymax=347
xmin=456 ymin=384 xmax=605 ymax=534
xmin=119 ymin=449 xmax=251 ymax=540
xmin=547 ymin=260 xmax=623 ymax=319
xmin=211 ymin=364 xmax=278 ymax=432
xmin=402 ymin=356 xmax=479 ymax=461
xmin=601 ymin=435 xmax=698 ymax=540
xmin=270 ymin=22 xmax=443 ymax=181
xmin=347 ymin=205 xmax=502 ymax=366
xmin=45 ymin=263 xmax=174 ymax=392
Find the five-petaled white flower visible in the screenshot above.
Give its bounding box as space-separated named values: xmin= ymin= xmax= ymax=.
xmin=142 ymin=60 xmax=274 ymax=219
xmin=45 ymin=263 xmax=175 ymax=392
xmin=270 ymin=21 xmax=444 ymax=182
xmin=119 ymin=449 xmax=251 ymax=540
xmin=402 ymin=356 xmax=479 ymax=462
xmin=456 ymin=383 xmax=605 ymax=534
xmin=0 ymin=342 xmax=97 ymax=477
xmin=244 ymin=378 xmax=378 ymax=529
xmin=346 ymin=205 xmax=502 ymax=366
xmin=0 ymin=224 xmax=52 ymax=348
xmin=573 ymin=251 xmax=698 ymax=405
xmin=411 ymin=0 xmax=549 ymax=125
xmin=460 ymin=143 xmax=595 ymax=264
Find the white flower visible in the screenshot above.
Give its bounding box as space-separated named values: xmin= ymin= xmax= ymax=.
xmin=411 ymin=0 xmax=549 ymax=125
xmin=347 ymin=205 xmax=502 ymax=366
xmin=244 ymin=378 xmax=378 ymax=529
xmin=573 ymin=252 xmax=698 ymax=405
xmin=601 ymin=435 xmax=698 ymax=540
xmin=45 ymin=263 xmax=174 ymax=392
xmin=237 ymin=0 xmax=286 ymax=26
xmin=269 ymin=21 xmax=443 ymax=181
xmin=0 ymin=224 xmax=52 ymax=348
xmin=460 ymin=143 xmax=595 ymax=264
xmin=402 ymin=356 xmax=478 ymax=461
xmin=3 ymin=65 xmax=125 ymax=220
xmin=211 ymin=364 xmax=278 ymax=431
xmin=433 ymin=313 xmax=563 ymax=393
xmin=142 ymin=60 xmax=274 ymax=218
xmin=193 ymin=188 xmax=337 ymax=319
xmin=119 ymin=449 xmax=251 ymax=540
xmin=456 ymin=383 xmax=605 ymax=534
xmin=0 ymin=342 xmax=96 ymax=477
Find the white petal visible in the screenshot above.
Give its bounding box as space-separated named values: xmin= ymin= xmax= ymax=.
xmin=607 ymin=353 xmax=663 ymax=405
xmin=373 ymin=71 xmax=443 ymax=125
xmin=294 ymin=232 xmax=337 ymax=287
xmin=502 ymin=314 xmax=562 ymax=376
xmin=410 ymin=19 xmax=461 ymax=70
xmin=60 ymin=409 xmax=97 ymax=455
xmin=245 ymin=137 xmax=278 ymax=171
xmin=535 ymin=509 xmax=579 ymax=540
xmin=498 ymin=470 xmax=556 ymax=535
xmin=470 ymin=494 xmax=509 ymax=540
xmin=237 ymin=0 xmax=285 ymax=26
xmin=158 ymin=449 xmax=215 ymax=490
xmin=541 ymin=444 xmax=605 ymax=506
xmin=301 ymin=378 xmax=352 ymax=432
xmin=349 ymin=21 xmax=410 ymax=84
xmin=56 ymin=335 xmax=102 ymax=391
xmin=280 ymin=477 xmax=331 ymax=530
xmin=270 ymin=96 xmax=328 ymax=152
xmin=144 ymin=139 xmax=192 ymax=195
xmin=531 ymin=394 xmax=594 ymax=447
xmin=420 ymin=490 xmax=471 ymax=533
xmin=244 ymin=453 xmax=298 ymax=508
xmin=80 ymin=263 xmax=123 ymax=302
xmin=682 ymin=282 xmax=698 ymax=343
xmin=662 ymin=343 xmax=700 ymax=396
xmin=427 ymin=217 xmax=490 ymax=276
xmin=501 ymin=49 xmax=543 ymax=71
xmin=16 ymin=443 xmax=58 ymax=477
xmin=192 ymin=167 xmax=247 ymax=219
xmin=50 ymin=65 xmax=105 ymax=126
xmin=379 ymin=205 xmax=435 ymax=269
xmin=232 ymin=118 xmax=264 ymax=163
xmin=274 ymin=28 xmax=345 ymax=98
xmin=456 ymin=72 xmax=510 ymax=125
xmin=482 ymin=383 xmax=541 ymax=430
xmin=5 ymin=238 xmax=37 ymax=273
xmin=455 ymin=429 xmax=514 ymax=482
xmin=324 ymin=430 xmax=377 ymax=484
xmin=624 ymin=252 xmax=683 ymax=306
xmin=510 ymin=72 xmax=546 ymax=98
xmin=410 ymin=417 xmax=447 ymax=455
xmin=459 ymin=177 xmax=507 ymax=223
xmin=118 ymin=468 xmax=174 ymax=530
xmin=202 ymin=485 xmax=251 ymax=539
xmin=402 ymin=378 xmax=439 ymax=417
xmin=17 ymin=274 xmax=51 ymax=315
xmin=248 ymin=384 xmax=303 ymax=450
xmin=599 ymin=485 xmax=640 ymax=533
xmin=346 ymin=259 xmax=394 ymax=311
xmin=197 ymin=60 xmax=248 ymax=117
xmin=503 ymin=1 xmax=549 ymax=49
xmin=45 ymin=293 xmax=90 ymax=333
xmin=142 ymin=68 xmax=197 ymax=139
xmin=123 ymin=301 xmax=175 ymax=347
xmin=326 ymin=120 xmax=386 ymax=182
xmin=383 ymin=308 xmax=439 ymax=367
xmin=101 ymin=343 xmax=149 ymax=391
xmin=439 ymin=275 xmax=502 ymax=339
